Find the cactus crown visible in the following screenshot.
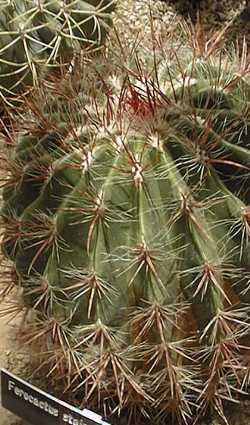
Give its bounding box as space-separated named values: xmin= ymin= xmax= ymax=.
xmin=1 ymin=24 xmax=250 ymax=424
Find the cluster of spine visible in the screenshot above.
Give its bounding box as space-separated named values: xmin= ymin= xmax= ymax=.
xmin=0 ymin=0 xmax=115 ymax=103
xmin=1 ymin=31 xmax=250 ymax=425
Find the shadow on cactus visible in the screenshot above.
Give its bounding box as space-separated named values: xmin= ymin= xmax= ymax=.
xmin=0 ymin=22 xmax=250 ymax=425
xmin=0 ymin=0 xmax=115 ymax=107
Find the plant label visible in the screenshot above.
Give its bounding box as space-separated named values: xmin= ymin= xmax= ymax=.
xmin=0 ymin=369 xmax=111 ymax=425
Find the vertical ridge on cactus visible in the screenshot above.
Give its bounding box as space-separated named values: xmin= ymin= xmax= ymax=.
xmin=0 ymin=23 xmax=250 ymax=424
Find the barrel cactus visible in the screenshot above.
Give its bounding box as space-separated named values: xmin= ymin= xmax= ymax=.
xmin=0 ymin=0 xmax=115 ymax=103
xmin=1 ymin=28 xmax=250 ymax=425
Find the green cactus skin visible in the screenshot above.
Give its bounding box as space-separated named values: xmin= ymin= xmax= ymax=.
xmin=0 ymin=0 xmax=115 ymax=103
xmin=1 ymin=31 xmax=250 ymax=425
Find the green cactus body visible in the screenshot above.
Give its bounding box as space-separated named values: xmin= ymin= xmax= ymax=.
xmin=0 ymin=0 xmax=115 ymax=101
xmin=1 ymin=35 xmax=250 ymax=424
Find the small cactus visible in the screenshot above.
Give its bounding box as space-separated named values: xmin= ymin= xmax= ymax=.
xmin=1 ymin=25 xmax=250 ymax=425
xmin=0 ymin=0 xmax=115 ymax=104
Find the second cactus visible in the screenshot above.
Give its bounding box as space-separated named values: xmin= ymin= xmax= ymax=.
xmin=0 ymin=0 xmax=115 ymax=101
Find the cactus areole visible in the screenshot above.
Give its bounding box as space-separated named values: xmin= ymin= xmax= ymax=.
xmin=1 ymin=32 xmax=250 ymax=424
